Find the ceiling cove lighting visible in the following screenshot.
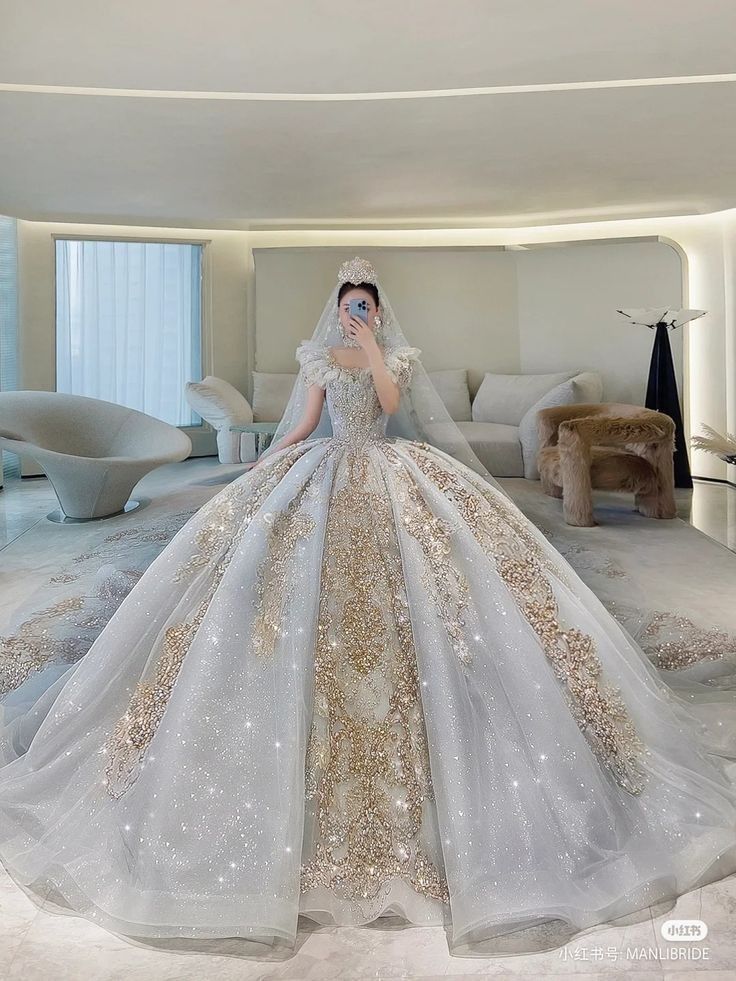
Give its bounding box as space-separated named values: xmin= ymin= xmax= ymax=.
xmin=1 ymin=73 xmax=736 ymax=102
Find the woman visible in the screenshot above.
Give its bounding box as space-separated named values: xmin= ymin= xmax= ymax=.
xmin=0 ymin=256 xmax=735 ymax=958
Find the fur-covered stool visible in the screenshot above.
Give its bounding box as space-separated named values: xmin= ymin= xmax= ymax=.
xmin=536 ymin=402 xmax=677 ymax=527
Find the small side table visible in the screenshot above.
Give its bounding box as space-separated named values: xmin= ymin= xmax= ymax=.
xmin=229 ymin=422 xmax=279 ymax=457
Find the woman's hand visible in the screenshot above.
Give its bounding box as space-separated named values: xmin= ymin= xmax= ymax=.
xmin=346 ymin=315 xmax=380 ymax=353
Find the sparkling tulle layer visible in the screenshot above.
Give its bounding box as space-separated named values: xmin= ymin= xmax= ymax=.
xmin=1 ymin=436 xmax=736 ymax=957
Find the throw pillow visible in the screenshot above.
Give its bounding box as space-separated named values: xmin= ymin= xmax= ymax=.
xmin=472 ymin=370 xmax=578 ymax=426
xmin=185 ymin=376 xmax=253 ymax=429
xmin=518 ymin=378 xmax=579 ymax=480
xmin=427 ymin=369 xmax=472 ymax=421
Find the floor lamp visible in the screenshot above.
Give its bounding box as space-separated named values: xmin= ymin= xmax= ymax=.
xmin=616 ymin=307 xmax=707 ymax=489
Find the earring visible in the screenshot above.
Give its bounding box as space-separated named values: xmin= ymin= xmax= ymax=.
xmin=373 ymin=316 xmax=382 ymax=329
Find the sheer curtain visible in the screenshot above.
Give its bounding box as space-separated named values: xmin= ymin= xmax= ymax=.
xmin=55 ymin=239 xmax=202 ymax=427
xmin=0 ymin=215 xmax=19 ymax=480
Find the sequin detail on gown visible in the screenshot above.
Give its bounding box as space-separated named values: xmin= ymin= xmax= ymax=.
xmin=291 ymin=340 xmax=451 ymax=914
xmin=299 ymin=448 xmax=450 ymax=913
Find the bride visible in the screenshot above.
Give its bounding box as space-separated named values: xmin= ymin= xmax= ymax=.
xmin=1 ymin=255 xmax=735 ymax=958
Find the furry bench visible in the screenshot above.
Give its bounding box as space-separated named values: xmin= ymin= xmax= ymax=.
xmin=536 ymin=402 xmax=677 ymax=526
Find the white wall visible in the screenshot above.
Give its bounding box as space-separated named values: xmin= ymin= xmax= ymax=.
xmin=516 ymin=240 xmax=683 ymax=405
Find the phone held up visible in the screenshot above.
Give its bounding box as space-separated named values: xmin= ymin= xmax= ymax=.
xmin=348 ymin=297 xmax=369 ymax=323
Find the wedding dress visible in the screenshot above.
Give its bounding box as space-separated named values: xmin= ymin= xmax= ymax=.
xmin=1 ymin=258 xmax=736 ymax=959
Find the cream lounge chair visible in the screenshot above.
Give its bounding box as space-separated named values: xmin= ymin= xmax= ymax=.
xmin=0 ymin=391 xmax=192 ymax=521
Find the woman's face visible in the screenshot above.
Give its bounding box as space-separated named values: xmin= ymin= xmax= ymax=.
xmin=338 ymin=287 xmax=380 ymax=336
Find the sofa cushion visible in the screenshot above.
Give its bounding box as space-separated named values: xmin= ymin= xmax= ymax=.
xmin=570 ymin=370 xmax=604 ymax=404
xmin=518 ymin=371 xmax=605 ymax=479
xmin=455 ymin=420 xmax=524 ymax=477
xmin=252 ymin=371 xmax=297 ymax=422
xmin=518 ymin=379 xmax=578 ymax=480
xmin=472 ymin=370 xmax=579 ymax=426
xmin=185 ymin=375 xmax=253 ymax=428
xmin=427 ymin=368 xmax=472 ymax=422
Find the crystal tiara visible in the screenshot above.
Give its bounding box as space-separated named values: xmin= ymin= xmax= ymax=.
xmin=337 ymin=256 xmax=378 ymax=287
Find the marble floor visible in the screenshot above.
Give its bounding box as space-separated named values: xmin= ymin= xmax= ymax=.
xmin=1 ymin=457 xmax=735 ymax=979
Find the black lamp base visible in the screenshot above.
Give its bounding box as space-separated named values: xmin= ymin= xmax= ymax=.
xmin=645 ymin=322 xmax=692 ymax=489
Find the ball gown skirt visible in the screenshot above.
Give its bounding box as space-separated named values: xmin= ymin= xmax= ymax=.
xmin=0 ymin=341 xmax=735 ymax=957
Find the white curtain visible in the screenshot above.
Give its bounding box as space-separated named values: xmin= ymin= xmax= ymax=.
xmin=1 ymin=216 xmax=20 ymax=479
xmin=55 ymin=239 xmax=202 ymax=427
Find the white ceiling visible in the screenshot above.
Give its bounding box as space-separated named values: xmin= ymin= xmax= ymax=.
xmin=2 ymin=0 xmax=736 ymax=229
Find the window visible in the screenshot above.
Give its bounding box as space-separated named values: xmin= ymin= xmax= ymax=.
xmin=55 ymin=239 xmax=203 ymax=427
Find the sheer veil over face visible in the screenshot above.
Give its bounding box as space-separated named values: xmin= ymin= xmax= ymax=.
xmin=258 ymin=257 xmax=509 ymax=498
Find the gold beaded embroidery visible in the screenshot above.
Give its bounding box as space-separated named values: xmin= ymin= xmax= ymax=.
xmin=0 ymin=597 xmax=85 ymax=696
xmin=1 ymin=515 xmax=197 ymax=696
xmin=103 ymin=607 xmax=209 ymax=799
xmin=641 ymin=610 xmax=735 ymax=671
xmin=391 ymin=463 xmax=473 ymax=665
xmin=392 ymin=442 xmax=649 ymax=797
xmin=251 ymin=455 xmax=330 ymax=658
xmin=103 ymin=446 xmax=312 ymax=799
xmin=325 ymin=369 xmax=388 ymax=446
xmin=300 ymin=448 xmax=449 ymax=909
xmin=172 ymin=479 xmax=273 ymax=583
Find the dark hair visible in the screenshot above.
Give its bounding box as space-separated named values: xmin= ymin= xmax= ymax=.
xmin=337 ymin=281 xmax=379 ymax=307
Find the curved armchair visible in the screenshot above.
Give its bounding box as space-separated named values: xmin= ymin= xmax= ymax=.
xmin=536 ymin=402 xmax=677 ymax=527
xmin=0 ymin=392 xmax=192 ymax=521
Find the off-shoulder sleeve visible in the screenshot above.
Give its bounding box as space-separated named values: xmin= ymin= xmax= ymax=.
xmin=295 ymin=339 xmax=329 ymax=389
xmin=383 ymin=345 xmax=422 ymax=389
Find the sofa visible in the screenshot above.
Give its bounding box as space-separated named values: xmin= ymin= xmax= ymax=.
xmin=428 ymin=368 xmax=603 ymax=478
xmin=186 ymin=367 xmax=603 ymax=478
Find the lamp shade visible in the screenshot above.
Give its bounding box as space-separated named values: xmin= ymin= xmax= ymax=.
xmin=616 ymin=307 xmax=706 ymax=329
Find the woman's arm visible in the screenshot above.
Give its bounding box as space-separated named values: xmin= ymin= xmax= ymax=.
xmin=345 ymin=314 xmax=407 ymax=415
xmin=367 ymin=345 xmax=401 ymax=415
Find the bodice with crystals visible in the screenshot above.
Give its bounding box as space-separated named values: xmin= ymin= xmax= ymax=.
xmin=295 ymin=341 xmax=422 ymax=446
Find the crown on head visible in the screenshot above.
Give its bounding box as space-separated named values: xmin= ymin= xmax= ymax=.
xmin=337 ymin=256 xmax=378 ymax=287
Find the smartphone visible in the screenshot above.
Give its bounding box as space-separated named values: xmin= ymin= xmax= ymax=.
xmin=348 ymin=297 xmax=369 ymax=323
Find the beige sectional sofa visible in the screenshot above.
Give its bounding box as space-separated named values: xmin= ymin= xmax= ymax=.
xmin=428 ymin=368 xmax=603 ymax=478
xmin=188 ymin=366 xmax=603 ymax=478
